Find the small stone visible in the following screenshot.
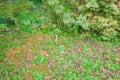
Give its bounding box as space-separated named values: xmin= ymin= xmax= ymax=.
xmin=78 ymin=49 xmax=81 ymax=53
xmin=3 ymin=59 xmax=6 ymax=62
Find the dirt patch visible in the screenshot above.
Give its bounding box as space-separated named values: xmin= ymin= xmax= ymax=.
xmin=4 ymin=33 xmax=51 ymax=80
xmin=29 ymin=63 xmax=50 ymax=75
xmin=4 ymin=33 xmax=45 ymax=66
xmin=115 ymin=70 xmax=120 ymax=76
xmin=23 ymin=70 xmax=34 ymax=80
xmin=42 ymin=51 xmax=50 ymax=57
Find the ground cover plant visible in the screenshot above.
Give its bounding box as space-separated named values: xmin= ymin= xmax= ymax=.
xmin=0 ymin=0 xmax=120 ymax=80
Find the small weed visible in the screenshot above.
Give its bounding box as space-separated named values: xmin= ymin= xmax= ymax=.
xmin=105 ymin=63 xmax=120 ymax=71
xmin=32 ymin=72 xmax=43 ymax=80
xmin=32 ymin=55 xmax=48 ymax=63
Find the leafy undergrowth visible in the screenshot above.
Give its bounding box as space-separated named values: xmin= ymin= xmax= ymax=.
xmin=0 ymin=33 xmax=120 ymax=80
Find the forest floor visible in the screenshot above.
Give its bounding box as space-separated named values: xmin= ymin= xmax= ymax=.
xmin=0 ymin=32 xmax=120 ymax=80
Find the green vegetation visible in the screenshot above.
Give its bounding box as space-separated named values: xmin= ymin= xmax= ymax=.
xmin=0 ymin=0 xmax=120 ymax=80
